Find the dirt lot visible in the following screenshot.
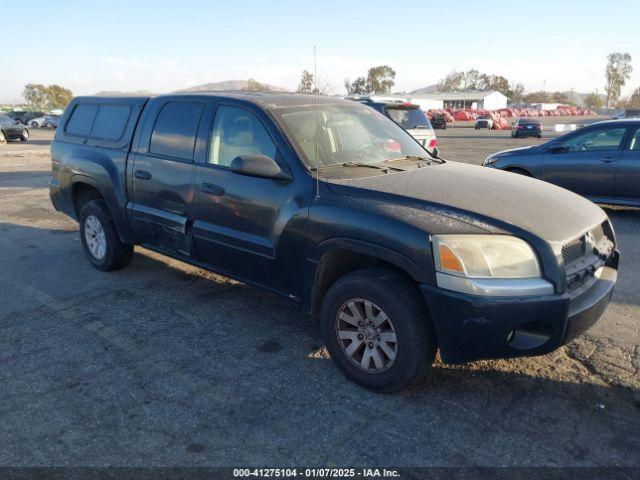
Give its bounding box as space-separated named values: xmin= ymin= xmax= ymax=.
xmin=0 ymin=124 xmax=639 ymax=469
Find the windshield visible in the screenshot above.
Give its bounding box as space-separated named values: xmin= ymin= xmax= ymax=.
xmin=385 ymin=107 xmax=431 ymax=129
xmin=273 ymin=103 xmax=430 ymax=169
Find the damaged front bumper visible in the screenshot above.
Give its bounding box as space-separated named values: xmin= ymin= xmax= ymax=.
xmin=420 ymin=260 xmax=618 ymax=364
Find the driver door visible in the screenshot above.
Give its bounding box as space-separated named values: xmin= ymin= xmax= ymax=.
xmin=192 ymin=103 xmax=305 ymax=295
xmin=540 ymin=125 xmax=627 ymax=198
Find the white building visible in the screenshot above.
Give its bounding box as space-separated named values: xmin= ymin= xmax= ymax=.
xmin=344 ymin=90 xmax=508 ymax=111
xmin=530 ymin=103 xmax=563 ymax=111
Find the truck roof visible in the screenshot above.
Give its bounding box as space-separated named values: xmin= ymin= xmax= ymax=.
xmin=77 ymin=92 xmax=350 ymax=110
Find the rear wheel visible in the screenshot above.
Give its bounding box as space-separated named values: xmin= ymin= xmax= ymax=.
xmin=79 ymin=200 xmax=133 ymax=271
xmin=30 ymin=121 xmax=38 ymax=127
xmin=321 ymin=268 xmax=436 ymax=393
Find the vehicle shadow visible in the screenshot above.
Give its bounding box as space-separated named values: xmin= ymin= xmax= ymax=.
xmin=1 ymin=220 xmax=639 ymax=466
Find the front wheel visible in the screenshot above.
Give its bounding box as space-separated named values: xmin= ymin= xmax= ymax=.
xmin=20 ymin=129 xmax=29 ymax=141
xmin=321 ymin=268 xmax=436 ymax=393
xmin=79 ymin=200 xmax=133 ymax=271
xmin=45 ymin=122 xmax=53 ymax=129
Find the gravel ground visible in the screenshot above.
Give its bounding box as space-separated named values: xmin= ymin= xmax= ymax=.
xmin=0 ymin=125 xmax=638 ymax=469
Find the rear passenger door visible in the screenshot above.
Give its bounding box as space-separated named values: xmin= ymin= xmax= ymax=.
xmin=616 ymin=125 xmax=640 ymax=203
xmin=128 ymin=99 xmax=206 ymax=255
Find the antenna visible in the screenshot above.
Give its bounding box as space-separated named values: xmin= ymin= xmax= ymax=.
xmin=314 ymin=46 xmax=320 ymax=199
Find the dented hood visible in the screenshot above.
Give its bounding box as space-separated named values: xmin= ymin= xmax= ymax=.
xmin=326 ymin=161 xmax=606 ymax=243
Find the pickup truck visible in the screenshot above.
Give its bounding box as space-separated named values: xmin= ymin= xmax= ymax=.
xmin=50 ymin=93 xmax=619 ymax=392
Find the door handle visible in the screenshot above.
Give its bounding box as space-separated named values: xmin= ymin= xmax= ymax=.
xmin=600 ymin=156 xmax=617 ymax=163
xmin=201 ymin=183 xmax=225 ymax=196
xmin=134 ymin=169 xmax=152 ymax=180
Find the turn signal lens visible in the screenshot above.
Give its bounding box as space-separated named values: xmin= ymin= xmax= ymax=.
xmin=438 ymin=244 xmax=464 ymax=273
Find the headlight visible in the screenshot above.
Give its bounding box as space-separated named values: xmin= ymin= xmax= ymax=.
xmin=432 ymin=235 xmax=541 ymax=278
xmin=483 ymin=155 xmax=498 ymax=165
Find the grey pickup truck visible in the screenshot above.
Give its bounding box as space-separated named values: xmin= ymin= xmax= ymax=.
xmin=50 ymin=92 xmax=618 ymax=392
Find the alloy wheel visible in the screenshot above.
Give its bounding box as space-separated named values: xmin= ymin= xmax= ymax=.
xmin=335 ymin=298 xmax=398 ymax=372
xmin=84 ymin=215 xmax=107 ymax=260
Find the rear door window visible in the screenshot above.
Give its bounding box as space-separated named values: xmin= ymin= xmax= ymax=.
xmin=66 ymin=104 xmax=98 ymax=136
xmin=91 ymin=105 xmax=130 ymax=140
xmin=150 ymin=101 xmax=204 ymax=160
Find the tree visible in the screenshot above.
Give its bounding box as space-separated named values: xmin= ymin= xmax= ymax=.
xmin=437 ymin=69 xmax=520 ymax=100
xmin=344 ymin=65 xmax=396 ymax=95
xmin=482 ymin=75 xmax=510 ymax=96
xmin=344 ymin=77 xmax=369 ymax=95
xmin=297 ymin=70 xmax=314 ymax=94
xmin=437 ymin=71 xmax=465 ymax=92
xmin=583 ymin=91 xmax=604 ymax=109
xmin=23 ymin=84 xmax=48 ymax=110
xmin=604 ymin=52 xmax=632 ymax=108
xmin=549 ymin=91 xmax=573 ymax=105
xmin=45 ymin=85 xmax=73 ymax=109
xmin=244 ymin=78 xmax=268 ymax=92
xmin=507 ymin=83 xmax=525 ymax=104
xmin=523 ymin=91 xmax=551 ymax=103
xmin=366 ymin=65 xmax=396 ymax=94
xmin=627 ymin=87 xmax=640 ymax=108
xmin=298 ymin=70 xmax=330 ymax=95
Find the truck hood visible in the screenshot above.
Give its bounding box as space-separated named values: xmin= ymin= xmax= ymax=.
xmin=326 ymin=161 xmax=606 ymax=243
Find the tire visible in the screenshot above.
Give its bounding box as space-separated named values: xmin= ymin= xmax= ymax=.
xmin=79 ymin=200 xmax=133 ymax=271
xmin=30 ymin=121 xmax=38 ymax=127
xmin=45 ymin=122 xmax=53 ymax=129
xmin=320 ymin=268 xmax=436 ymax=393
xmin=20 ymin=129 xmax=28 ymax=141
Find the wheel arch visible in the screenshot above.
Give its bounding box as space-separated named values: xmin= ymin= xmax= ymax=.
xmin=505 ymin=166 xmax=533 ymax=177
xmin=69 ymin=175 xmax=137 ymax=244
xmin=306 ymin=238 xmax=431 ymax=316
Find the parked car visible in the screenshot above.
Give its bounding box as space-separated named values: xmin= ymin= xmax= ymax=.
xmin=346 ymin=96 xmax=438 ymax=151
xmin=430 ymin=114 xmax=447 ymax=130
xmin=50 ymin=93 xmax=618 ymax=392
xmin=9 ymin=111 xmax=46 ymax=125
xmin=0 ymin=113 xmax=29 ymax=141
xmin=484 ymin=119 xmax=640 ymax=207
xmin=28 ymin=115 xmax=47 ymax=127
xmin=512 ymin=117 xmax=542 ymax=138
xmin=43 ymin=115 xmax=61 ymax=128
xmin=475 ymin=115 xmax=494 ymax=130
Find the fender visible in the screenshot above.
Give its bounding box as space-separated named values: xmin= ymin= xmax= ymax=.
xmin=69 ymin=174 xmax=137 ymax=244
xmin=303 ymin=237 xmax=435 ymax=314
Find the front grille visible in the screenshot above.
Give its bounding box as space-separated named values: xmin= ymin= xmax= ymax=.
xmin=563 ymin=221 xmax=615 ymax=294
xmin=562 ymin=237 xmax=586 ymax=266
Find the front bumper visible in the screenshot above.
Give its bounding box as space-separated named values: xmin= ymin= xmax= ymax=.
xmin=420 ymin=265 xmax=617 ymax=363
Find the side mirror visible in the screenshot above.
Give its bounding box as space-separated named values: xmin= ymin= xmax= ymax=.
xmin=432 ymin=146 xmax=440 ymax=158
xmin=230 ymin=154 xmax=292 ymax=181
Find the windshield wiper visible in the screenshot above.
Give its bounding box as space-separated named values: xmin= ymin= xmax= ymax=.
xmin=399 ymin=153 xmax=446 ymax=164
xmin=386 ymin=155 xmax=442 ymax=166
xmin=341 ymin=161 xmax=406 ymax=173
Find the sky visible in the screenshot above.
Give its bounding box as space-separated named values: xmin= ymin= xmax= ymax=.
xmin=1 ymin=0 xmax=639 ymax=103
